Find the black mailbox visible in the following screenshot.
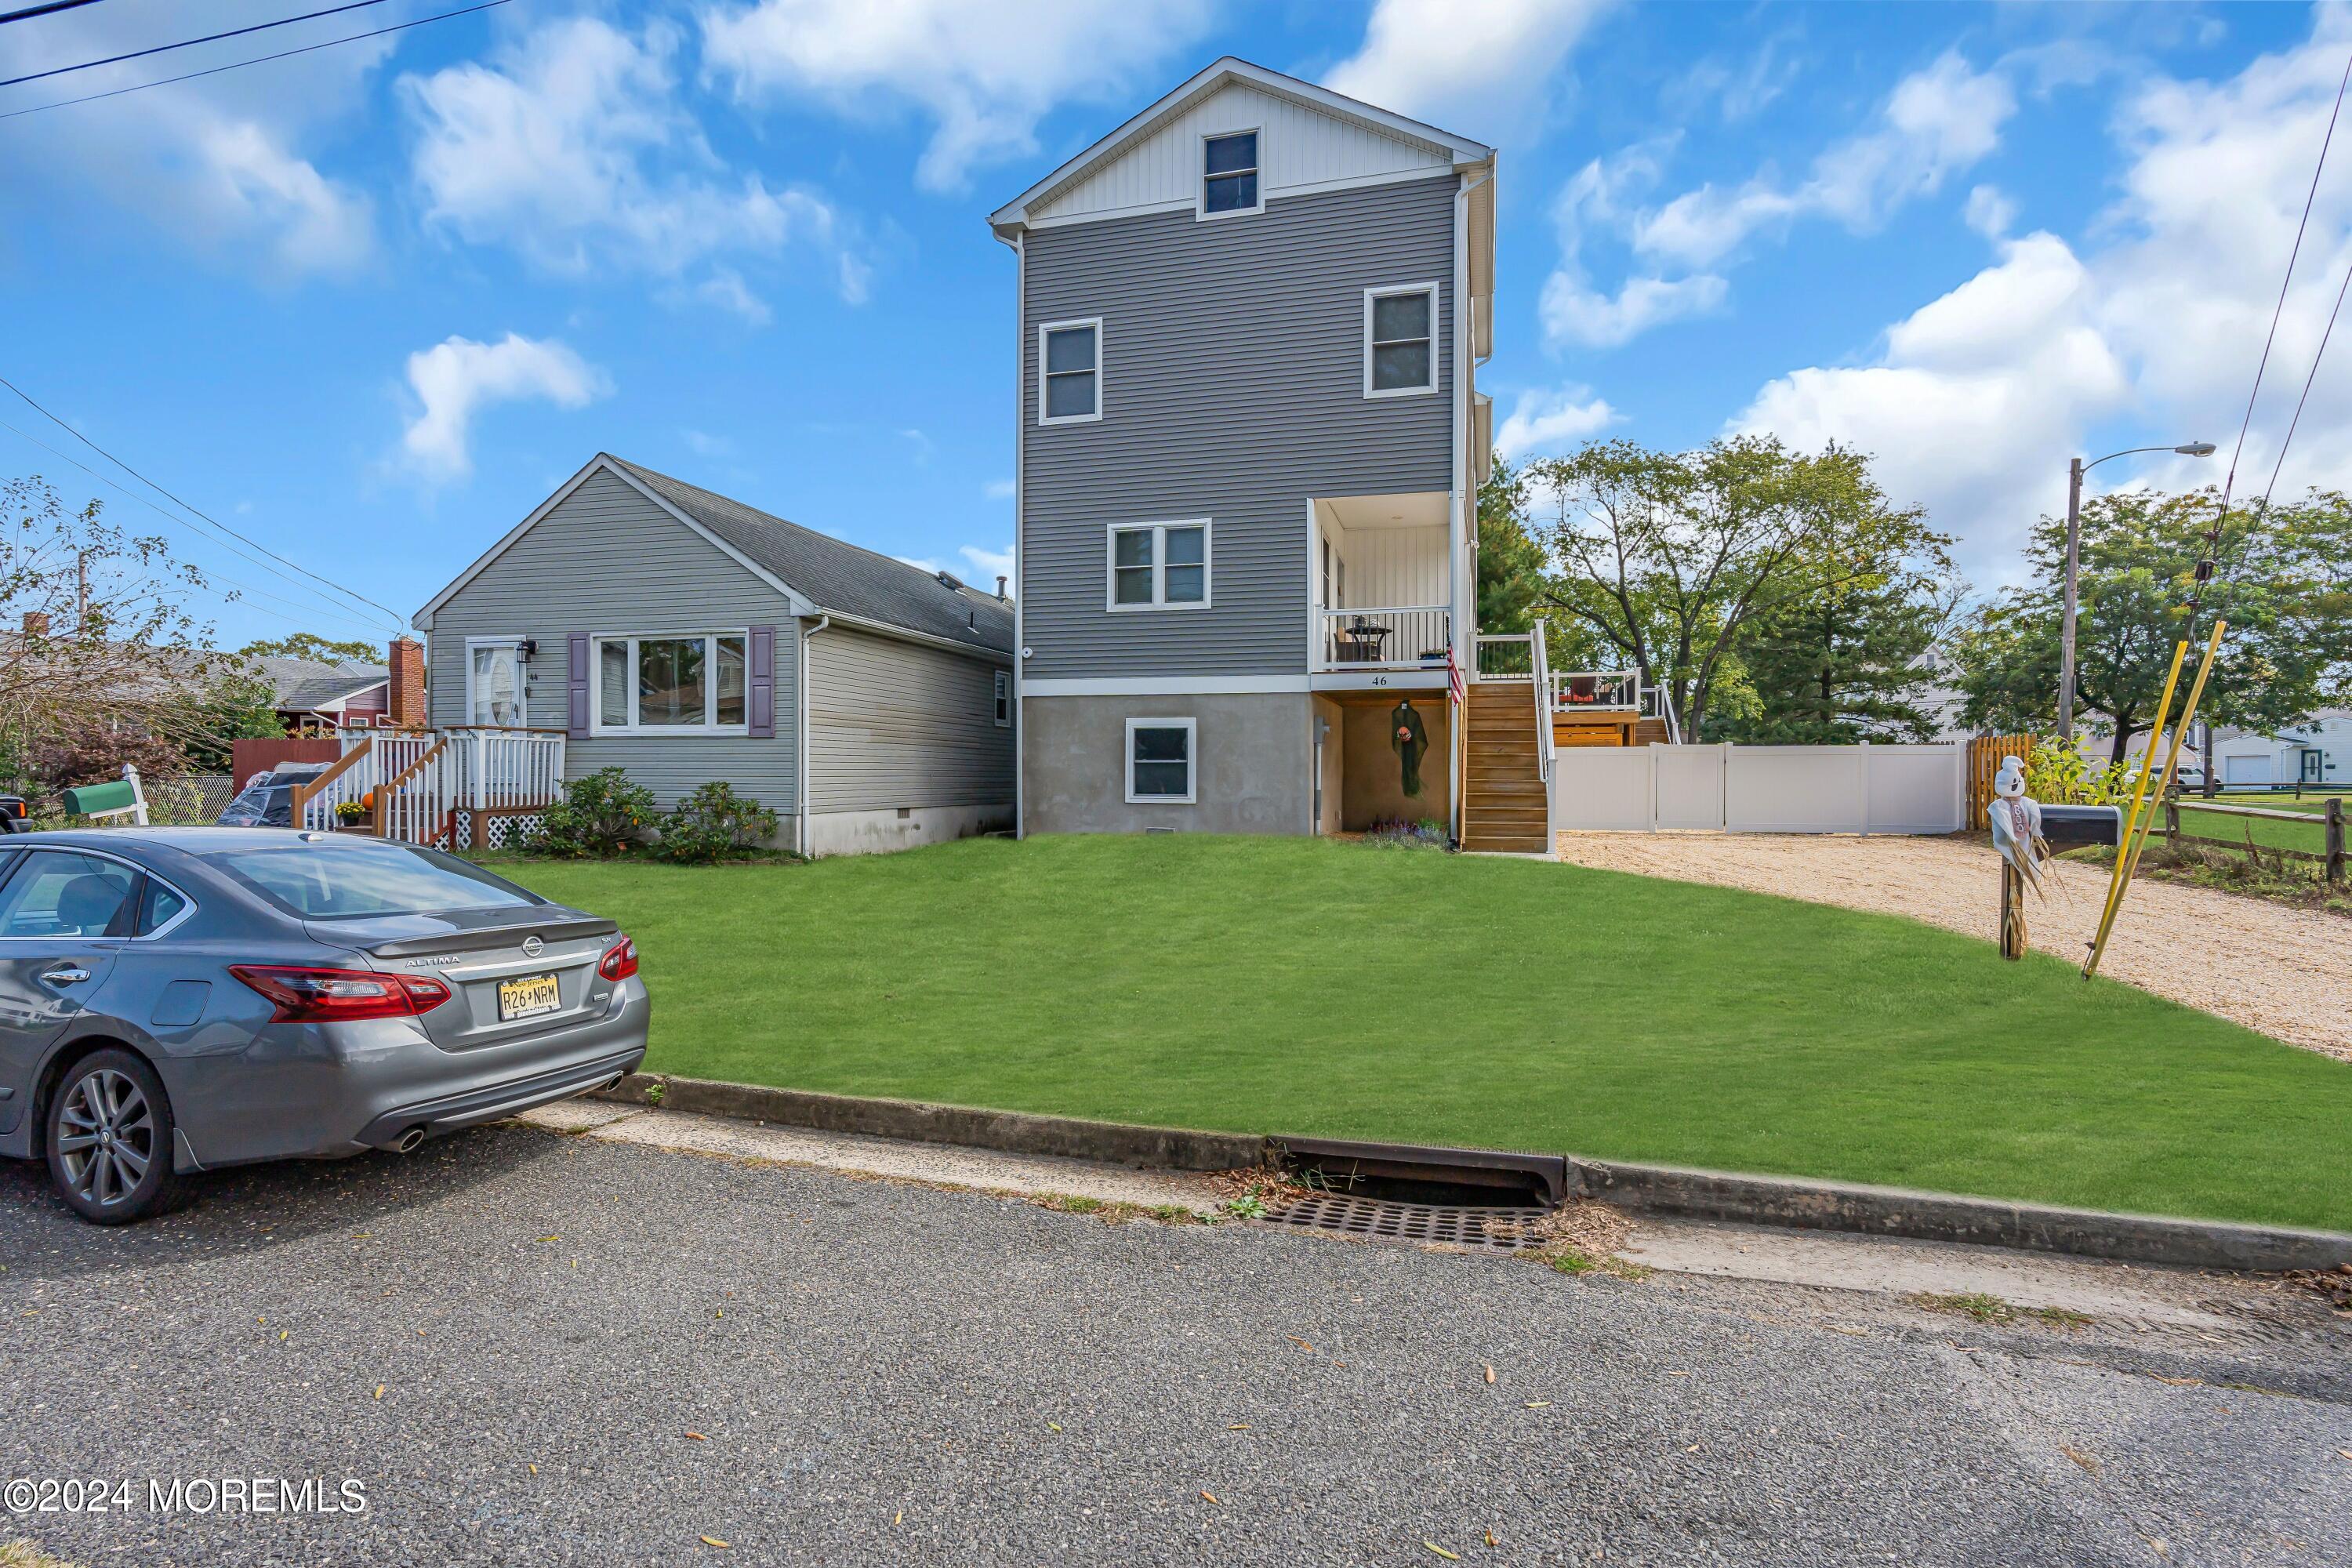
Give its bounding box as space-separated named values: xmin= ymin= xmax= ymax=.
xmin=2039 ymin=803 xmax=2122 ymax=847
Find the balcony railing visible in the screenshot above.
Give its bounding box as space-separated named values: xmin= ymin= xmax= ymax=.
xmin=1318 ymin=607 xmax=1451 ymax=670
xmin=1548 ymin=669 xmax=1639 ymax=710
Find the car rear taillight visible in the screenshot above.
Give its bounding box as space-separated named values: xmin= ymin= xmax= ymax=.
xmin=597 ymin=935 xmax=638 ymax=982
xmin=230 ymin=965 xmax=452 ymax=1022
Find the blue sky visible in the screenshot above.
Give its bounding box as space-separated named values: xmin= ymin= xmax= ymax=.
xmin=3 ymin=0 xmax=2345 ymax=654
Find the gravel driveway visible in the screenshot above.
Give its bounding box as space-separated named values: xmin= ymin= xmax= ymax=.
xmin=1556 ymin=831 xmax=2352 ymax=1059
xmin=6 ymin=1123 xmax=2351 ymax=1566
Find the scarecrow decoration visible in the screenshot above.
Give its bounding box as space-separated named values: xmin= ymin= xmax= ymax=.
xmin=1390 ymin=700 xmax=1428 ymax=799
xmin=1987 ymin=753 xmax=2053 ymax=960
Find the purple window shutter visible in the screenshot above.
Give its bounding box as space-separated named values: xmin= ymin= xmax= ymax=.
xmin=747 ymin=625 xmax=776 ymax=739
xmin=566 ymin=633 xmax=590 ymax=739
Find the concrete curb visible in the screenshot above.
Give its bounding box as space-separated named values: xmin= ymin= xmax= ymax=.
xmin=1567 ymin=1157 xmax=2352 ymax=1273
xmin=585 ymin=1073 xmax=2352 ymax=1272
xmin=590 ymin=1073 xmax=1267 ymax=1173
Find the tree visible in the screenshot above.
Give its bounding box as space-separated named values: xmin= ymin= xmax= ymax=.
xmin=1523 ymin=437 xmax=1944 ymax=740
xmin=1953 ymin=488 xmax=2352 ymax=765
xmin=1475 ymin=459 xmax=1545 ymax=637
xmin=1715 ymin=517 xmax=1961 ymax=744
xmin=240 ymin=632 xmax=381 ymax=666
xmin=0 ymin=477 xmax=234 ymax=800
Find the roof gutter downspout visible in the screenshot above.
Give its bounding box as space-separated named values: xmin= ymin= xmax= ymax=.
xmin=1450 ymin=166 xmax=1491 ymax=850
xmin=797 ymin=615 xmax=829 ymax=858
xmin=996 ymin=224 xmax=1027 ymax=839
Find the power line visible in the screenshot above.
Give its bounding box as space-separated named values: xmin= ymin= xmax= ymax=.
xmin=1 ymin=416 xmax=405 ymax=637
xmin=0 ymin=1 xmax=107 ymax=26
xmin=2254 ymin=246 xmax=2352 ymax=518
xmin=0 ymin=0 xmax=509 ymax=118
xmin=2 ymin=0 xmax=390 ymax=89
xmin=1 ymin=416 xmax=405 ymax=639
xmin=2216 ymin=45 xmax=2352 ymax=514
xmin=0 ymin=376 xmax=408 ymax=628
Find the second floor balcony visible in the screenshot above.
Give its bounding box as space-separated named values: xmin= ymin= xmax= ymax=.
xmin=1312 ymin=490 xmax=1454 ymax=677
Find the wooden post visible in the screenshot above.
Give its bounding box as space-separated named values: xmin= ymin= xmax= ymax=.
xmin=2328 ymin=796 xmax=2345 ymax=886
xmin=2000 ymin=862 xmax=2025 ymax=960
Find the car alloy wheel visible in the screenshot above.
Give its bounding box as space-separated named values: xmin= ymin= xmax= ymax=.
xmin=47 ymin=1051 xmax=179 ymax=1224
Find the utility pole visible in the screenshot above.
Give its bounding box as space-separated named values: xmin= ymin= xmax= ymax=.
xmin=2058 ymin=457 xmax=2084 ymax=742
xmin=2056 ymin=442 xmax=2216 ymax=746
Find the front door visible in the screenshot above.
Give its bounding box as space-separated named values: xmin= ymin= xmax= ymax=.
xmin=0 ymin=850 xmax=133 ymax=1138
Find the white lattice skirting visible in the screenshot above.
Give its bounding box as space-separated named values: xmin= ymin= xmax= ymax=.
xmin=453 ymin=811 xmax=547 ymax=851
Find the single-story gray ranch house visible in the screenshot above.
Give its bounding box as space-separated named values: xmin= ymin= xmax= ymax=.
xmin=413 ymin=453 xmax=1015 ymax=856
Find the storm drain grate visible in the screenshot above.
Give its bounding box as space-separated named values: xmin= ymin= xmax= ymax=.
xmin=1264 ymin=1195 xmax=1550 ymax=1253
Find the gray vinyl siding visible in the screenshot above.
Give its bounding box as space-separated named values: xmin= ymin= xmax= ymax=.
xmin=808 ymin=626 xmax=1014 ymax=811
xmin=426 ymin=467 xmax=800 ymax=813
xmin=1020 ymin=174 xmax=1457 ymax=681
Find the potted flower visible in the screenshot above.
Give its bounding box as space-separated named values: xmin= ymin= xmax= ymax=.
xmin=336 ymin=792 xmax=375 ymax=831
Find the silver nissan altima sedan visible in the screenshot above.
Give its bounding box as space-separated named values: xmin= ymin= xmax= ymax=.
xmin=0 ymin=828 xmax=648 ymax=1223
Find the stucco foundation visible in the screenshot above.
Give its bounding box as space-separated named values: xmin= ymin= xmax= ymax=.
xmin=1021 ymin=693 xmax=1313 ymax=835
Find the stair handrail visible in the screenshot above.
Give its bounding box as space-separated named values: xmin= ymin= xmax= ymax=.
xmin=1530 ymin=619 xmax=1555 ymax=786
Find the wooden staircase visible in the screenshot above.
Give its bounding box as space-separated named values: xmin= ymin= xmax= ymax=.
xmin=1463 ymin=682 xmax=1550 ymax=853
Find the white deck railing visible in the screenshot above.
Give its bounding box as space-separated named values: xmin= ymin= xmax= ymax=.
xmin=293 ymin=728 xmax=567 ymax=844
xmin=1319 ymin=606 xmax=1451 ymax=670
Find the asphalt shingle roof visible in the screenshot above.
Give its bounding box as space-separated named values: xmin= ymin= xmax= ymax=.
xmin=252 ymin=656 xmax=387 ymax=711
xmin=607 ymin=456 xmax=1014 ymax=656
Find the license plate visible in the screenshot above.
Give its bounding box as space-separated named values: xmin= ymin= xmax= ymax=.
xmin=497 ymin=973 xmax=561 ymax=1022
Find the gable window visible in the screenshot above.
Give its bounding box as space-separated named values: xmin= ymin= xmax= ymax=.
xmin=1126 ymin=718 xmax=1196 ymax=804
xmin=1364 ymin=283 xmax=1439 ymax=397
xmin=1200 ymin=130 xmax=1261 ymax=218
xmin=1106 ymin=520 xmax=1210 ymax=611
xmin=591 ymin=633 xmax=747 ymax=734
xmin=993 ymin=670 xmax=1012 ymax=728
xmin=466 ymin=638 xmax=526 ymax=727
xmin=1038 ymin=318 xmax=1102 ymax=425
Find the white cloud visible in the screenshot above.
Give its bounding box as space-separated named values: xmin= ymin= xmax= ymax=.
xmin=1962 ymin=183 xmax=2016 ymax=239
xmin=681 ymin=429 xmax=734 ymax=456
xmin=1731 ymin=12 xmax=2352 ymax=583
xmin=895 ymin=543 xmax=1014 ymax=586
xmin=1323 ymin=0 xmax=1613 ymax=137
xmin=402 ymin=16 xmax=863 ymax=307
xmin=0 ymin=2 xmax=378 ymax=274
xmin=699 ymin=0 xmax=1212 ymax=192
xmin=401 ymin=334 xmax=609 ymax=484
xmin=983 ymin=478 xmax=1016 ymax=500
xmin=1636 ymin=52 xmax=2015 ymax=270
xmin=1495 ymin=386 xmax=1618 ymax=458
xmin=1541 ymin=272 xmax=1726 ymax=349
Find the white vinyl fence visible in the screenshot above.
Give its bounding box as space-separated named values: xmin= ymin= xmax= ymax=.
xmin=1553 ymin=743 xmax=1965 ymax=835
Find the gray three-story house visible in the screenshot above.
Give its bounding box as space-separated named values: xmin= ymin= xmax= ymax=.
xmin=989 ymin=57 xmax=1538 ymax=848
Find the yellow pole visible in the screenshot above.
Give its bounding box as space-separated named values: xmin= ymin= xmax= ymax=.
xmin=2085 ymin=619 xmax=2226 ymax=978
xmin=2094 ymin=638 xmax=2187 ymax=927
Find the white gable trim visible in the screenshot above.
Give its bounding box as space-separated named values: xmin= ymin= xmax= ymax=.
xmin=989 ymin=56 xmax=1491 ymax=234
xmin=413 ymin=454 xmax=815 ymax=629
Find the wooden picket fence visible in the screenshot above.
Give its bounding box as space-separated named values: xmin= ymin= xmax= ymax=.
xmin=1965 ymin=733 xmax=2033 ymax=827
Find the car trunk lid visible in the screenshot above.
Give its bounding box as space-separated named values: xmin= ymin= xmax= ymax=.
xmin=313 ymin=909 xmax=621 ymax=1051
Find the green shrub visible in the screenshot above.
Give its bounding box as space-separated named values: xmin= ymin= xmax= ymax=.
xmin=2024 ymin=735 xmax=2128 ymax=806
xmin=523 ymin=767 xmax=657 ymax=858
xmin=655 ymin=780 xmax=780 ymax=864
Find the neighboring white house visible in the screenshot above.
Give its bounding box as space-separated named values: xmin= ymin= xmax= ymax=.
xmin=2209 ymin=711 xmax=2350 ymax=789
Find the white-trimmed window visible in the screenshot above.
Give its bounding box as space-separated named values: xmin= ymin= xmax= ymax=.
xmin=993 ymin=670 xmax=1011 ymax=727
xmin=1125 ymin=718 xmax=1196 ymax=804
xmin=1364 ymin=283 xmax=1439 ymax=397
xmin=1106 ymin=520 xmax=1210 ymax=611
xmin=1200 ymin=129 xmax=1261 ymax=219
xmin=466 ymin=637 xmax=526 ymax=727
xmin=591 ymin=633 xmax=748 ymax=735
xmin=1038 ymin=318 xmax=1102 ymax=425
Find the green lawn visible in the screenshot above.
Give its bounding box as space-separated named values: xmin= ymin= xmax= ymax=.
xmin=2173 ymin=795 xmax=2337 ymax=855
xmin=490 ymin=835 xmax=2352 ymax=1232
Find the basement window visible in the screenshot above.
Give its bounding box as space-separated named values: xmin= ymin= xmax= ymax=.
xmin=1126 ymin=718 xmax=1196 ymax=804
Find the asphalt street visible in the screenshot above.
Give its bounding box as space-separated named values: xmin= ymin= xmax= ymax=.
xmin=3 ymin=1122 xmax=2348 ymax=1566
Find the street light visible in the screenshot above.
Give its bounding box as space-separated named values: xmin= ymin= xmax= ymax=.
xmin=2057 ymin=441 xmax=2217 ymax=742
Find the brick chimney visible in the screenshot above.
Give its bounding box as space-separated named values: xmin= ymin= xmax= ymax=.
xmin=21 ymin=612 xmax=48 ymax=638
xmin=389 ymin=637 xmax=426 ymax=729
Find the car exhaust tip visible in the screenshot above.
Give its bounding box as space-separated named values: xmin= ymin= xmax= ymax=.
xmin=394 ymin=1126 xmax=427 ymax=1154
